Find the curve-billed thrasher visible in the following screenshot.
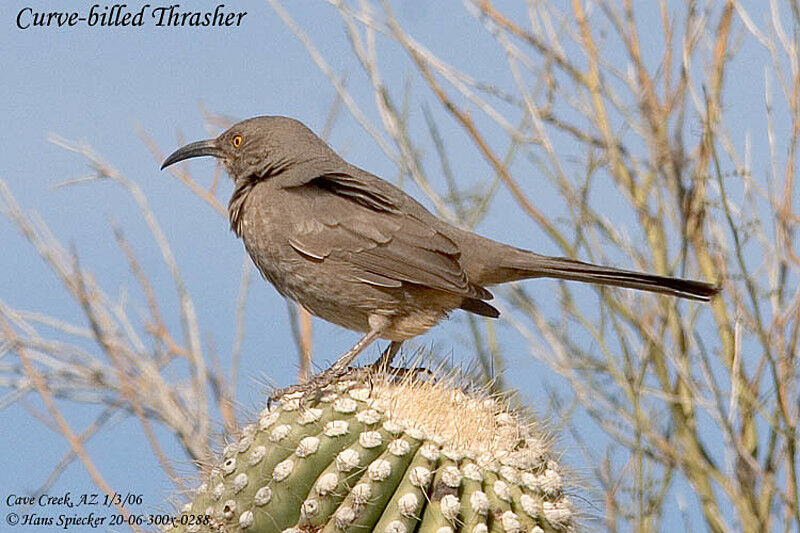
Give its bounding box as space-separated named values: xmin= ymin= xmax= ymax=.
xmin=161 ymin=116 xmax=719 ymax=388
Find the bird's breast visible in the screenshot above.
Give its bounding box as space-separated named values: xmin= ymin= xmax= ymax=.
xmin=233 ymin=181 xmax=462 ymax=341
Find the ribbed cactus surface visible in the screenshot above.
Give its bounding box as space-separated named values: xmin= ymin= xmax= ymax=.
xmin=166 ymin=373 xmax=574 ymax=533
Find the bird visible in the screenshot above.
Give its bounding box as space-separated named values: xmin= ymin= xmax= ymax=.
xmin=161 ymin=116 xmax=720 ymax=392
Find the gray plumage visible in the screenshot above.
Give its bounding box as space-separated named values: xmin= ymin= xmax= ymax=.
xmin=161 ymin=116 xmax=720 ymax=387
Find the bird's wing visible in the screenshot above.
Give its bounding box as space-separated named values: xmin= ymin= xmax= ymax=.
xmin=280 ymin=168 xmax=407 ymax=213
xmin=286 ymin=179 xmax=492 ymax=301
xmin=312 ymin=172 xmax=403 ymax=213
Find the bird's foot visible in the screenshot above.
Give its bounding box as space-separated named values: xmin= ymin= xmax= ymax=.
xmin=269 ymin=362 xmax=434 ymax=405
xmin=367 ymin=359 xmax=435 ymax=383
xmin=270 ymin=364 xmax=352 ymax=403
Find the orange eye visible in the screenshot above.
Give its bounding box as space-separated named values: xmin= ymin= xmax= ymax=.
xmin=232 ymin=135 xmax=242 ymax=148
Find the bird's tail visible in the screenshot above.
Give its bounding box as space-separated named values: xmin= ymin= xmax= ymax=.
xmin=495 ymin=249 xmax=720 ymax=302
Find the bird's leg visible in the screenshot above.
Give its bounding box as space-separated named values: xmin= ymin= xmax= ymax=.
xmin=368 ymin=341 xmax=435 ymax=384
xmin=326 ymin=326 xmax=385 ymax=375
xmin=371 ymin=341 xmax=403 ymax=371
xmin=271 ymin=316 xmax=389 ymax=401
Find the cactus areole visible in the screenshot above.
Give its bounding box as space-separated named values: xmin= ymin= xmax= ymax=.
xmin=166 ymin=371 xmax=574 ymax=533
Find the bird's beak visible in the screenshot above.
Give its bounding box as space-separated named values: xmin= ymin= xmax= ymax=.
xmin=160 ymin=139 xmax=222 ymax=170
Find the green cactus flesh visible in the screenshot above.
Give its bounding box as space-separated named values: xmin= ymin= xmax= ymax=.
xmin=165 ymin=374 xmax=574 ymax=533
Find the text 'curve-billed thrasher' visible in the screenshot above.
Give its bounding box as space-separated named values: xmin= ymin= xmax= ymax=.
xmin=161 ymin=116 xmax=720 ymax=388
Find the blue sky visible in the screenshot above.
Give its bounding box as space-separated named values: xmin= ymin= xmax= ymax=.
xmin=0 ymin=1 xmax=783 ymax=531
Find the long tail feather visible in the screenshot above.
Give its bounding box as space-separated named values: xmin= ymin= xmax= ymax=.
xmin=505 ymin=252 xmax=720 ymax=302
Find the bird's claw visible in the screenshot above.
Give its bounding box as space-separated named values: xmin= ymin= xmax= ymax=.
xmin=270 ymin=365 xmax=351 ymax=403
xmin=374 ymin=364 xmax=435 ymax=383
xmin=270 ymin=362 xmax=434 ymax=405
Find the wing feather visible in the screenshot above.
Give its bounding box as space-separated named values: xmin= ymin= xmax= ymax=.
xmin=286 ymin=174 xmax=491 ymax=301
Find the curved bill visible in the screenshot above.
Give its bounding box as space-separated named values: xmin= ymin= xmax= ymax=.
xmin=161 ymin=139 xmax=222 ymax=170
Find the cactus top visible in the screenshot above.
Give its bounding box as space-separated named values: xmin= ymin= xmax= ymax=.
xmin=166 ymin=371 xmax=575 ymax=533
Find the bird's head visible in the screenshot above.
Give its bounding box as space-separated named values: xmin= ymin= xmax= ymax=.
xmin=160 ymin=116 xmax=334 ymax=181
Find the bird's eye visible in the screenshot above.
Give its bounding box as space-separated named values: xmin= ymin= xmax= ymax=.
xmin=232 ymin=135 xmax=242 ymax=148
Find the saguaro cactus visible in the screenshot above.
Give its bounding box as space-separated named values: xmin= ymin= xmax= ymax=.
xmin=166 ymin=372 xmax=574 ymax=533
